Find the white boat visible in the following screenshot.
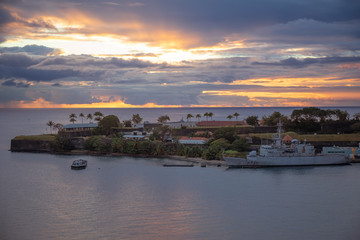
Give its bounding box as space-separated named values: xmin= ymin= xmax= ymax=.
xmin=71 ymin=159 xmax=87 ymax=169
xmin=224 ymin=123 xmax=350 ymax=168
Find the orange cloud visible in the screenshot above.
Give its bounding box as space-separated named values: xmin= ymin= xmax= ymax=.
xmin=231 ymin=77 xmax=360 ymax=88
xmin=201 ymin=89 xmax=360 ymax=107
xmin=0 ymin=98 xmax=184 ymax=108
xmin=3 ymin=5 xmax=202 ymax=50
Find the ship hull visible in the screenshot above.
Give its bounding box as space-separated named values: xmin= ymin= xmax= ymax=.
xmin=224 ymin=155 xmax=350 ymax=168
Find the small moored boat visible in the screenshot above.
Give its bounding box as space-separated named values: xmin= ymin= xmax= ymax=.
xmin=71 ymin=159 xmax=87 ymax=169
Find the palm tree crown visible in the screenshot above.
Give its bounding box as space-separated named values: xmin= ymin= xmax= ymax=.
xmin=69 ymin=113 xmax=77 ymax=124
xmin=79 ymin=113 xmax=85 ymax=123
xmin=208 ymin=112 xmax=213 ymax=120
xmin=186 ymin=114 xmax=194 ymax=122
xmin=195 ymin=114 xmax=201 ymax=121
xmin=46 ymin=121 xmax=55 ymax=134
xmin=233 ymin=112 xmax=239 ymax=120
xmin=54 ymin=123 xmax=63 ymax=133
xmin=94 ymin=111 xmax=104 ymax=122
xmin=87 ymin=113 xmax=93 ymax=123
xmin=204 ymin=112 xmax=209 ymax=121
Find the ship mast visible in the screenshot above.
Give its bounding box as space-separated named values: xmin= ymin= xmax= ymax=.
xmin=274 ymin=121 xmax=283 ymax=147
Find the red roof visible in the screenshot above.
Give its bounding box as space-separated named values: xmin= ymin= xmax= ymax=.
xmin=196 ymin=121 xmax=246 ymax=127
xmin=282 ymin=135 xmax=293 ymax=142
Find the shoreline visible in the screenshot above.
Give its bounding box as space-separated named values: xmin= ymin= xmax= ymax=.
xmin=67 ymin=150 xmax=228 ymax=167
xmin=14 ymin=149 xmax=228 ymax=167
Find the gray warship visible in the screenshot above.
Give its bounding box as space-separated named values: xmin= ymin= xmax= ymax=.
xmin=224 ymin=122 xmax=350 ymax=168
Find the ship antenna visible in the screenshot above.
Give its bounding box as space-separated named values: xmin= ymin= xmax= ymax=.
xmin=275 ymin=121 xmax=283 ymax=147
xmin=278 ymin=121 xmax=282 ymax=137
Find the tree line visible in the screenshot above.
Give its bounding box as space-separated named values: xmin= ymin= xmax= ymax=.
xmin=246 ymin=107 xmax=360 ymax=134
xmin=54 ymin=125 xmax=249 ymax=160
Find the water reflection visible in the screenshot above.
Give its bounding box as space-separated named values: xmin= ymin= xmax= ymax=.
xmin=2 ymin=152 xmax=360 ymax=240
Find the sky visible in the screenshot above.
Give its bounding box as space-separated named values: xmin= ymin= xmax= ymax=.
xmin=0 ymin=0 xmax=360 ymax=108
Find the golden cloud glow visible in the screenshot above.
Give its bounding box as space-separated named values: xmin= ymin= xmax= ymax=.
xmin=201 ymin=89 xmax=360 ymax=107
xmin=1 ymin=6 xmax=247 ymax=63
xmin=0 ymin=98 xmax=184 ymax=108
xmin=203 ymin=90 xmax=328 ymax=99
xmin=231 ymin=77 xmax=360 ymax=88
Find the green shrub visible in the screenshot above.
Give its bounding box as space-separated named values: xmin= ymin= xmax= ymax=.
xmin=53 ymin=135 xmax=73 ymax=151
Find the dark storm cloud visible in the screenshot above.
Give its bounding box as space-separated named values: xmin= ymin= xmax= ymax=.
xmin=0 ymin=51 xmax=167 ymax=84
xmin=100 ymin=80 xmax=263 ymax=106
xmin=0 ymin=6 xmax=15 ymax=25
xmin=0 ymin=53 xmax=43 ymax=67
xmin=1 ymin=79 xmax=30 ymax=88
xmin=253 ymin=56 xmax=360 ymax=68
xmin=35 ymin=55 xmax=163 ymax=69
xmin=0 ymin=5 xmax=56 ymax=30
xmin=0 ymin=53 xmax=79 ymax=82
xmin=15 ymin=68 xmax=79 ymax=82
xmin=113 ymin=79 xmax=149 ymax=85
xmin=0 ymin=45 xmax=62 ymax=56
xmin=113 ymin=0 xmax=360 ymax=36
xmin=4 ymin=0 xmax=360 ymax=47
xmin=247 ymin=19 xmax=360 ymax=48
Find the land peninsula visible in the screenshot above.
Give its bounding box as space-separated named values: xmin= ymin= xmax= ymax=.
xmin=11 ymin=107 xmax=360 ymax=164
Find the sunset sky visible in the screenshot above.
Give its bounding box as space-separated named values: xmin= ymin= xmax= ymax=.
xmin=0 ymin=0 xmax=359 ymax=108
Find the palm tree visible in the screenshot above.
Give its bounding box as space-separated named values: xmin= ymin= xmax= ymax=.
xmin=94 ymin=111 xmax=104 ymax=122
xmin=157 ymin=115 xmax=170 ymax=123
xmin=46 ymin=121 xmax=55 ymax=134
xmin=208 ymin=112 xmax=213 ymax=120
xmin=354 ymin=113 xmax=360 ymax=121
xmin=87 ymin=113 xmax=93 ymax=123
xmin=186 ymin=113 xmax=194 ymax=122
xmin=69 ymin=113 xmax=77 ymax=124
xmin=79 ymin=113 xmax=85 ymax=123
xmin=132 ymin=114 xmax=143 ymax=124
xmin=227 ymin=115 xmax=233 ymax=121
xmin=54 ymin=123 xmax=63 ymax=133
xmin=233 ymin=112 xmax=239 ymax=120
xmin=196 ymin=114 xmax=201 ymax=122
xmin=204 ymin=112 xmax=209 ymax=121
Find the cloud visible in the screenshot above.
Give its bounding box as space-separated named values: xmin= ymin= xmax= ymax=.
xmin=0 ymin=53 xmax=76 ymax=83
xmin=0 ymin=45 xmax=62 ymax=56
xmin=34 ymin=55 xmax=163 ymax=69
xmin=0 ymin=53 xmax=43 ymax=67
xmin=1 ymin=79 xmax=30 ymax=88
xmin=0 ymin=6 xmax=57 ymax=43
xmin=1 ymin=0 xmax=360 ymax=110
xmin=2 ymin=0 xmax=358 ymax=49
xmin=253 ymin=56 xmax=360 ymax=68
xmin=247 ymin=19 xmax=360 ymax=48
xmin=0 ymin=52 xmax=168 ymax=84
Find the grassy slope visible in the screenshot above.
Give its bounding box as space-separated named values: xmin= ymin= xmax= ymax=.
xmin=243 ymin=132 xmax=360 ymax=142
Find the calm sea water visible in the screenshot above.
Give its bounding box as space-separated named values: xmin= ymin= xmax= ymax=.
xmin=1 ymin=107 xmax=360 ymax=240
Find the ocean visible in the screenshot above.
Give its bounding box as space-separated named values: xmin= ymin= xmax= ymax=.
xmin=1 ymin=107 xmax=360 ymax=240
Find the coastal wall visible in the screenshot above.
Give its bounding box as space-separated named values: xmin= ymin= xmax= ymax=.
xmin=10 ymin=137 xmax=87 ymax=152
xmin=11 ymin=139 xmax=53 ymax=152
